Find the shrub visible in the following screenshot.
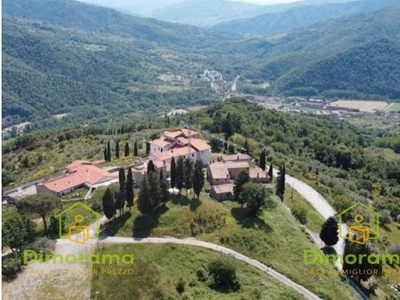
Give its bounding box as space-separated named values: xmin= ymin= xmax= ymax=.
xmin=291 ymin=205 xmax=308 ymax=225
xmin=30 ymin=237 xmax=56 ymax=255
xmin=176 ymin=279 xmax=185 ymax=294
xmin=208 ymin=258 xmax=240 ymax=292
xmin=196 ymin=267 xmax=208 ymax=282
xmin=2 ymin=256 xmax=22 ymax=281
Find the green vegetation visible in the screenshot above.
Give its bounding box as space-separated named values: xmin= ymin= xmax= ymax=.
xmin=213 ymin=0 xmax=399 ymax=37
xmin=4 ymin=1 xmax=400 ymax=131
xmin=91 ymin=244 xmax=306 ymax=299
xmin=100 ymin=191 xmax=356 ymax=299
xmin=274 ymin=40 xmax=400 ymax=99
xmin=191 ymin=100 xmax=400 ymax=216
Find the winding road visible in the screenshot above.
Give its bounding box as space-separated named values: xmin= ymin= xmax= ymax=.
xmin=91 ymin=236 xmax=322 ymax=300
xmin=274 ymin=170 xmax=348 ymax=270
xmin=5 ymin=172 xmax=349 ymax=300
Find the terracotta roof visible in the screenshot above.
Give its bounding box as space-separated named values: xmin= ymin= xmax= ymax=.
xmin=164 ymin=128 xmax=198 ymax=140
xmin=224 ymin=161 xmax=250 ymax=169
xmin=40 ymin=165 xmax=117 ymax=193
xmin=165 ymin=131 xmax=184 ymax=139
xmin=177 ymin=137 xmax=189 ymax=145
xmin=152 ymin=146 xmax=194 ymax=162
xmin=190 ymin=138 xmax=211 ymax=152
xmin=149 ymin=138 xmax=171 ymax=148
xmin=180 ymin=128 xmax=198 ymax=137
xmin=249 ymin=167 xmax=269 ymax=179
xmin=208 ymin=164 xmax=230 ymax=179
xmin=212 ymin=184 xmax=234 ymax=195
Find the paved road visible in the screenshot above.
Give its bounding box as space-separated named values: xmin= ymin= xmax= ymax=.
xmin=90 ymin=236 xmax=322 ymax=300
xmin=273 ymin=169 xmax=348 ymax=269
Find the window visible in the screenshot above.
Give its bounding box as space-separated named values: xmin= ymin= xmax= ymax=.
xmin=192 ymin=154 xmax=194 ymax=157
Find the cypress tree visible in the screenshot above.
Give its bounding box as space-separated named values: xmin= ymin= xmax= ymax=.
xmin=107 ymin=140 xmax=111 ymax=162
xmin=116 ymin=141 xmax=120 ymax=159
xmin=319 ymin=216 xmax=339 ymax=246
xmin=276 ymin=163 xmax=286 ymax=199
xmin=126 ymin=168 xmax=134 ymax=210
xmin=134 ymin=141 xmax=139 ymax=156
xmin=176 ymin=157 xmax=185 ymax=193
xmin=124 ymin=142 xmax=130 ymax=157
xmin=104 ymin=147 xmax=107 ymax=162
xmin=146 ymin=142 xmax=150 ymax=155
xmin=102 ymin=188 xmax=116 ymax=219
xmin=119 ymin=168 xmax=126 ymax=197
xmin=147 ymin=160 xmax=156 ymax=174
xmin=148 ymin=171 xmax=160 ymax=212
xmin=184 ymin=159 xmax=193 ymax=195
xmin=159 ymin=170 xmax=164 ymax=181
xmin=192 ymin=161 xmax=204 ymax=200
xmin=138 ymin=176 xmax=152 ymax=215
xmin=170 ymin=157 xmax=177 ymax=189
xmin=259 ymin=150 xmax=266 ymax=171
xmin=268 ymin=163 xmax=273 ymax=181
xmin=160 ymin=179 xmax=170 ymax=205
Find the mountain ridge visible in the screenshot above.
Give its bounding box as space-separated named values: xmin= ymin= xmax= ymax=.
xmin=213 ymin=0 xmax=400 ymax=36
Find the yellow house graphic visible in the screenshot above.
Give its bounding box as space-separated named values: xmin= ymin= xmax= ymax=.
xmin=56 ymin=202 xmax=102 ymax=244
xmin=338 ymin=202 xmax=380 ymax=245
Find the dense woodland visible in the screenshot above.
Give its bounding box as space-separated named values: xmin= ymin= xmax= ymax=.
xmin=213 ymin=0 xmax=399 ymax=36
xmin=190 ymin=99 xmax=400 ymax=216
xmin=3 ymin=0 xmax=400 ymax=129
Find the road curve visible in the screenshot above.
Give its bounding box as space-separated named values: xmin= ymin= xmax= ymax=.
xmin=94 ymin=236 xmax=322 ymax=300
xmin=273 ymin=169 xmax=347 ymax=269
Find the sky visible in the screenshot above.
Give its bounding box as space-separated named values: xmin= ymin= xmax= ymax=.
xmin=237 ymin=0 xmax=299 ymax=3
xmin=80 ymin=0 xmax=301 ymax=7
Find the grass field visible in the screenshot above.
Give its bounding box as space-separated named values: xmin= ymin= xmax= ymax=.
xmin=91 ymin=244 xmax=306 ymax=300
xmin=384 ymin=103 xmax=400 ymax=112
xmin=328 ymin=100 xmax=389 ymax=112
xmin=102 ymin=192 xmax=357 ymax=299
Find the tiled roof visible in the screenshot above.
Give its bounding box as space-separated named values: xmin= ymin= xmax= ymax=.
xmin=177 ymin=137 xmax=189 ymax=145
xmin=149 ymin=138 xmax=171 ymax=148
xmin=180 ymin=128 xmax=198 ymax=137
xmin=164 ymin=129 xmax=198 ymax=140
xmin=249 ymin=167 xmax=269 ymax=179
xmin=39 ymin=164 xmax=117 ymax=193
xmin=152 ymin=146 xmax=194 ymax=161
xmin=190 ymin=138 xmax=211 ymax=152
xmin=224 ymin=161 xmax=250 ymax=169
xmin=208 ymin=161 xmax=250 ymax=180
xmin=208 ymin=164 xmax=230 ymax=179
xmin=212 ymin=184 xmax=234 ymax=195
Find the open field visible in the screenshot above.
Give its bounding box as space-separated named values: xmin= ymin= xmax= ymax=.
xmin=384 ymin=103 xmax=400 ymax=112
xmin=328 ymin=100 xmax=389 ymax=112
xmin=91 ymin=244 xmax=306 ymax=300
xmin=101 ymin=193 xmax=357 ymax=299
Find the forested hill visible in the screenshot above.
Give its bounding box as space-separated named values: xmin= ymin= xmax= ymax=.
xmin=232 ymin=7 xmax=400 ymax=99
xmin=2 ymin=0 xmax=230 ymax=47
xmin=191 ymin=99 xmax=400 ymax=213
xmin=272 ymin=40 xmax=400 ymax=99
xmin=2 ymin=16 xmax=219 ymax=128
xmin=212 ymin=0 xmax=400 ymax=37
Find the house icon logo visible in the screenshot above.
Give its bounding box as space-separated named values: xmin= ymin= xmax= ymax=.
xmin=338 ymin=202 xmax=381 ymax=245
xmin=56 ymin=202 xmax=102 ymax=244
